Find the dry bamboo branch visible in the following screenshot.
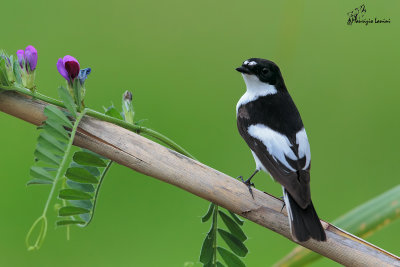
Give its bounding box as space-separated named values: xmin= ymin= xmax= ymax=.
xmin=1 ymin=90 xmax=399 ymax=267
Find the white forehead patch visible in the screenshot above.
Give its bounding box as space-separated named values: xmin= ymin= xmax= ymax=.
xmin=243 ymin=60 xmax=257 ymax=66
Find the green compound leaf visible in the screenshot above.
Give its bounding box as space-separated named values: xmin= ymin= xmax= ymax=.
xmin=30 ymin=166 xmax=54 ymax=181
xmin=26 ymin=179 xmax=53 ymax=185
xmin=216 ymin=262 xmax=225 ymax=267
xmin=58 ymin=85 xmax=77 ymax=118
xmin=73 ymin=151 xmax=107 ymax=167
xmin=56 ymin=220 xmax=85 ymax=227
xmin=217 ymin=229 xmax=248 ymax=257
xmin=228 ymin=211 xmax=244 ymax=226
xmin=43 ymin=105 xmax=73 ymax=128
xmin=65 ymin=167 xmax=99 ymax=184
xmin=59 ymin=189 xmax=92 ymax=200
xmin=202 ymin=203 xmax=215 ymax=223
xmin=57 ymin=150 xmax=113 ymax=228
xmin=200 ymin=231 xmax=215 ymax=264
xmin=26 ymin=109 xmax=89 ymax=250
xmin=58 ymin=206 xmax=90 ymax=216
xmin=219 ymin=211 xmax=247 ymax=242
xmin=217 ymin=247 xmax=245 ymax=267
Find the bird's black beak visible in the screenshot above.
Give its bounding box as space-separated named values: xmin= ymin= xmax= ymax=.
xmin=236 ymin=65 xmax=251 ymax=74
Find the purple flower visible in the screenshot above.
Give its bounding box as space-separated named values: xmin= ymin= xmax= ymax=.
xmin=24 ymin=45 xmax=38 ymax=71
xmin=57 ymin=55 xmax=80 ymax=82
xmin=16 ymin=45 xmax=38 ymax=72
xmin=17 ymin=50 xmax=25 ymax=68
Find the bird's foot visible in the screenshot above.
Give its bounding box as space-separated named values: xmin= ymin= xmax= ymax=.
xmin=237 ymin=175 xmax=255 ymax=199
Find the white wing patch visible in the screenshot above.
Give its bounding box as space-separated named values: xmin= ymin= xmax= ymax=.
xmin=296 ymin=128 xmax=311 ymax=170
xmin=248 ymin=124 xmax=311 ymax=172
xmin=248 ymin=124 xmax=297 ymax=172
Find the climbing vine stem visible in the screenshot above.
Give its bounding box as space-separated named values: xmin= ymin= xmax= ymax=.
xmin=2 ymin=85 xmax=195 ymax=159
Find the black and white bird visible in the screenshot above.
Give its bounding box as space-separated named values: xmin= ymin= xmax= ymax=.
xmin=235 ymin=58 xmax=326 ymax=242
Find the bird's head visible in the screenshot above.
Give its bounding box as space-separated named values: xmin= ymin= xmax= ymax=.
xmin=236 ymin=58 xmax=285 ymax=90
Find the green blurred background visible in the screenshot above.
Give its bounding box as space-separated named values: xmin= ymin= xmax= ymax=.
xmin=1 ymin=0 xmax=399 ymax=266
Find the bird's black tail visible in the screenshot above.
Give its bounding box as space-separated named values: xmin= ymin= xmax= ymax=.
xmin=283 ymin=189 xmax=326 ymax=242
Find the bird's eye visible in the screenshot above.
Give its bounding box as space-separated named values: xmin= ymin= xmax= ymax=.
xmin=261 ymin=68 xmax=269 ymax=75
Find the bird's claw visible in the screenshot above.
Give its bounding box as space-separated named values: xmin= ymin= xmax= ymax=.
xmin=237 ymin=175 xmax=255 ymax=199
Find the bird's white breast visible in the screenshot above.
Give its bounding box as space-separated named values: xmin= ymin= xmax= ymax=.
xmin=236 ymin=74 xmax=277 ymax=114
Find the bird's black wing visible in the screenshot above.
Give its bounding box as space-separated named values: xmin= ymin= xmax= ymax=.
xmin=237 ymin=104 xmax=311 ymax=208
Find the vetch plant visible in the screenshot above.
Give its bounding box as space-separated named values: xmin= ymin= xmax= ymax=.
xmin=1 ymin=45 xmax=398 ymax=266
xmin=17 ymin=45 xmax=38 ymax=90
xmin=0 ymin=46 xmax=218 ymax=256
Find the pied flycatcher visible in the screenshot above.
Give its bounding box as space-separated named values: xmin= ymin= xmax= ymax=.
xmin=236 ymin=58 xmax=326 ymax=242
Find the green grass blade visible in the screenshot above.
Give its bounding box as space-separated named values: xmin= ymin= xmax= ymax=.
xmin=274 ymin=185 xmax=400 ymax=267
